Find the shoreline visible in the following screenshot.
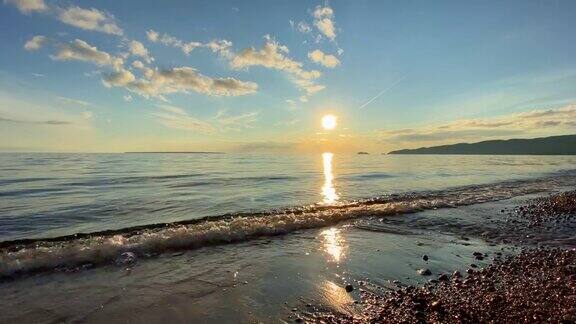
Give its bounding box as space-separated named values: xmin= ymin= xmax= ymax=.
xmin=306 ymin=191 xmax=576 ymax=323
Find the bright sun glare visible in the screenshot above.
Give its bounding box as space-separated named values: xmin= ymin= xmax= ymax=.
xmin=321 ymin=115 xmax=337 ymax=130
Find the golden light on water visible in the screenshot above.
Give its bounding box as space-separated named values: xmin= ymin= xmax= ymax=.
xmin=319 ymin=280 xmax=354 ymax=313
xmin=321 ymin=152 xmax=338 ymax=205
xmin=320 ymin=227 xmax=345 ymax=262
xmin=321 ymin=114 xmax=337 ymax=130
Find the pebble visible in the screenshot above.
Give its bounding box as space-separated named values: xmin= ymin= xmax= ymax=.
xmin=417 ymin=268 xmax=432 ymax=276
xmin=115 ymin=251 xmax=137 ymax=266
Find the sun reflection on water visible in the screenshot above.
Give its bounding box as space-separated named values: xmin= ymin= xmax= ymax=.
xmin=319 ymin=280 xmax=355 ymax=313
xmin=320 ymin=227 xmax=345 ymax=262
xmin=321 ymin=152 xmax=338 ymax=205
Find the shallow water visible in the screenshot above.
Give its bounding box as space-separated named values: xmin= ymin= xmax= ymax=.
xmin=1 ymin=153 xmax=575 ymax=241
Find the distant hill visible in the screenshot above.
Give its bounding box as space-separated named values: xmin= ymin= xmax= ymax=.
xmin=388 ymin=134 xmax=576 ymax=155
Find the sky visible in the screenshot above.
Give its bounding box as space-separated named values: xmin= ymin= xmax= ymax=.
xmin=1 ymin=0 xmax=575 ymax=153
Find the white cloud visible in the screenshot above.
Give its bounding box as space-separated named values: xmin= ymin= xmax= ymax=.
xmin=102 ymin=68 xmax=136 ymax=87
xmin=24 ymin=35 xmax=45 ymax=51
xmin=123 ymin=95 xmax=132 ymax=102
xmin=56 ymin=96 xmax=91 ymax=106
xmin=154 ymin=105 xmax=215 ymax=133
xmin=52 ymin=39 xmax=124 ymax=71
xmin=128 ymin=40 xmax=153 ymax=63
xmin=214 ymin=111 xmax=259 ymax=130
xmin=146 ymin=29 xmax=202 ymax=55
xmin=146 ymin=29 xmax=231 ymax=57
xmin=132 ymin=60 xmax=145 ymax=69
xmin=4 ymin=0 xmax=47 ymax=14
xmin=313 ymin=5 xmax=336 ymax=41
xmin=42 ymin=37 xmax=254 ymax=99
xmin=144 ymin=31 xmax=325 ymax=100
xmin=308 ymin=49 xmax=340 ymax=68
xmin=116 ymin=67 xmax=258 ymax=98
xmin=146 ymin=30 xmax=159 ymax=42
xmin=297 ymin=21 xmax=311 ymax=33
xmin=229 ymin=35 xmax=324 ymax=98
xmin=58 ymin=6 xmax=123 ymax=36
xmin=154 ymin=105 xmax=259 ymax=133
xmin=286 ymin=99 xmax=298 ymax=110
xmin=379 ymin=104 xmax=576 ymax=143
xmin=205 ymin=39 xmax=233 ymax=57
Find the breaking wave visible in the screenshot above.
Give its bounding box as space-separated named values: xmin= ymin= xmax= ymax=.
xmin=1 ymin=170 xmax=575 ymax=278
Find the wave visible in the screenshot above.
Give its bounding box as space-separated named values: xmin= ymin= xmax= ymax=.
xmin=1 ymin=170 xmax=575 ymax=278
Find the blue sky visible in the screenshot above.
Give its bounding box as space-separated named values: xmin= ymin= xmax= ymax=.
xmin=1 ymin=0 xmax=575 ymax=152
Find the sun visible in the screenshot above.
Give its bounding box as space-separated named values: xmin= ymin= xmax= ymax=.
xmin=321 ymin=114 xmax=337 ymax=130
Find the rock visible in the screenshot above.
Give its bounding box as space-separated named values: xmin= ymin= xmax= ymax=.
xmin=345 ymin=284 xmax=354 ymax=292
xmin=115 ymin=251 xmax=137 ymax=266
xmin=422 ymin=254 xmax=429 ymax=261
xmin=452 ymin=270 xmax=462 ymax=278
xmin=438 ymin=274 xmax=449 ymax=281
xmin=417 ymin=268 xmax=432 ymax=276
xmin=430 ymin=300 xmax=442 ymax=310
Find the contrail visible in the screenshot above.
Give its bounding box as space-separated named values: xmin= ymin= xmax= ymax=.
xmin=358 ymin=74 xmax=407 ymax=109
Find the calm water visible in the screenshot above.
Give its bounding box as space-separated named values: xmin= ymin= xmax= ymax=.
xmin=1 ymin=153 xmax=575 ymax=241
